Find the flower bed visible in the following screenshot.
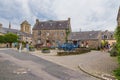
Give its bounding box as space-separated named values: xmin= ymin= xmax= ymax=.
xmin=57 ymin=48 xmax=90 ymax=56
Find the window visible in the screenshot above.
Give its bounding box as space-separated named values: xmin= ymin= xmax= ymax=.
xmin=59 ymin=24 xmax=62 ymax=26
xmin=60 ymin=32 xmax=64 ymax=36
xmin=46 ymin=32 xmax=49 ymax=36
xmin=111 ymin=35 xmax=113 ymax=38
xmin=38 ymin=31 xmax=41 ymax=35
xmin=41 ymin=24 xmax=43 ymax=26
xmin=102 ymin=35 xmax=108 ymax=39
xmin=37 ymin=39 xmax=41 ymax=44
xmin=50 ymin=23 xmax=52 ymax=26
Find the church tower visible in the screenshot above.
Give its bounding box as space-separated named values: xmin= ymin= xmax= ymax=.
xmin=117 ymin=6 xmax=120 ymax=26
xmin=20 ymin=20 xmax=31 ymax=34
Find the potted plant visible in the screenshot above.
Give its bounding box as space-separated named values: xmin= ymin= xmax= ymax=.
xmin=29 ymin=46 xmax=35 ymax=51
xmin=42 ymin=48 xmax=50 ymax=53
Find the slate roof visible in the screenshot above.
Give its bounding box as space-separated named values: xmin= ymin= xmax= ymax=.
xmin=33 ymin=20 xmax=70 ymax=30
xmin=0 ymin=27 xmax=32 ymax=37
xmin=69 ymin=31 xmax=101 ymax=40
xmin=117 ymin=6 xmax=120 ymax=21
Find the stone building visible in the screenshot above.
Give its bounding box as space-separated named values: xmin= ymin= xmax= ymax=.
xmin=68 ymin=31 xmax=102 ymax=48
xmin=20 ymin=20 xmax=32 ymax=43
xmin=68 ymin=30 xmax=115 ymax=49
xmin=20 ymin=20 xmax=31 ymax=34
xmin=32 ymin=18 xmax=71 ymax=47
xmin=117 ymin=6 xmax=120 ymax=26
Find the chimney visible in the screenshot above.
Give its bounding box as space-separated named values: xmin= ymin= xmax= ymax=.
xmin=36 ymin=19 xmax=39 ymax=25
xmin=68 ymin=17 xmax=71 ymax=22
xmin=68 ymin=17 xmax=71 ymax=31
xmin=9 ymin=22 xmax=11 ymax=29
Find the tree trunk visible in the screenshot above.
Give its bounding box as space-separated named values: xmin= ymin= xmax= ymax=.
xmin=10 ymin=43 xmax=12 ymax=48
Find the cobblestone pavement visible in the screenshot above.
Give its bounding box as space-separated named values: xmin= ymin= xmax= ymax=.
xmin=0 ymin=49 xmax=99 ymax=80
xmin=30 ymin=50 xmax=119 ymax=79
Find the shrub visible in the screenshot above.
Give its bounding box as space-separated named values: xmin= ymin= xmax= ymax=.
xmin=29 ymin=46 xmax=35 ymax=51
xmin=114 ymin=68 xmax=120 ymax=80
xmin=42 ymin=48 xmax=50 ymax=53
xmin=42 ymin=48 xmax=49 ymax=50
xmin=109 ymin=45 xmax=118 ymax=57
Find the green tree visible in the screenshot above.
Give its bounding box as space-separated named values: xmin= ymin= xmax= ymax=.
xmin=4 ymin=33 xmax=18 ymax=48
xmin=115 ymin=26 xmax=120 ymax=55
xmin=0 ymin=35 xmax=5 ymax=43
xmin=114 ymin=26 xmax=120 ymax=79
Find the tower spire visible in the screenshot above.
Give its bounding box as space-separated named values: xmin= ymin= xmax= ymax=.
xmin=9 ymin=22 xmax=11 ymax=29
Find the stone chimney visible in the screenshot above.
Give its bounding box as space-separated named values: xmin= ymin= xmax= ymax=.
xmin=68 ymin=17 xmax=71 ymax=31
xmin=68 ymin=17 xmax=71 ymax=22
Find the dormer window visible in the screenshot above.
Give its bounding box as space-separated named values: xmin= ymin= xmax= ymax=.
xmin=38 ymin=31 xmax=41 ymax=35
xmin=59 ymin=24 xmax=62 ymax=26
xmin=102 ymin=35 xmax=108 ymax=39
xmin=50 ymin=23 xmax=52 ymax=26
xmin=41 ymin=24 xmax=43 ymax=26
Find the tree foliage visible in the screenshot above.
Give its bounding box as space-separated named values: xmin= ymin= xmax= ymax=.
xmin=115 ymin=26 xmax=120 ymax=55
xmin=4 ymin=33 xmax=18 ymax=43
xmin=0 ymin=35 xmax=5 ymax=43
xmin=114 ymin=26 xmax=120 ymax=79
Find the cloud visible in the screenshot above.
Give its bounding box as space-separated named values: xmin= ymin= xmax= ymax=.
xmin=0 ymin=0 xmax=119 ymax=31
xmin=51 ymin=0 xmax=120 ymax=31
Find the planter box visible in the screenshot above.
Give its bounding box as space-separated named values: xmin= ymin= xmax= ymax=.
xmin=57 ymin=48 xmax=91 ymax=56
xmin=42 ymin=50 xmax=50 ymax=53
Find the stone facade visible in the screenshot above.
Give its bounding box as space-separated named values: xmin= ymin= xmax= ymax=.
xmin=32 ymin=18 xmax=71 ymax=47
xmin=20 ymin=20 xmax=31 ymax=34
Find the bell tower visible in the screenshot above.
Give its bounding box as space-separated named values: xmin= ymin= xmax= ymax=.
xmin=117 ymin=6 xmax=120 ymax=26
xmin=20 ymin=20 xmax=31 ymax=34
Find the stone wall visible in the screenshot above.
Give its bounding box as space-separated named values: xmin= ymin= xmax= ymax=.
xmin=88 ymin=40 xmax=100 ymax=49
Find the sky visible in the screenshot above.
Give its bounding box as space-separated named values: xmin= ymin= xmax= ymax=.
xmin=0 ymin=0 xmax=119 ymax=32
